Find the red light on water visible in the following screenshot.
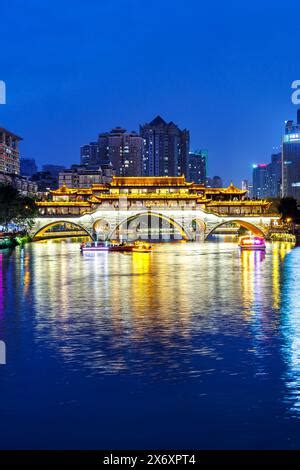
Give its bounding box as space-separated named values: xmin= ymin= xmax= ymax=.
xmin=239 ymin=236 xmax=265 ymax=247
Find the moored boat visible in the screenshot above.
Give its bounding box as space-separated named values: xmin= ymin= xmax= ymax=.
xmin=80 ymin=241 xmax=135 ymax=253
xmin=132 ymin=241 xmax=152 ymax=253
xmin=238 ymin=235 xmax=266 ymax=250
xmin=80 ymin=240 xmax=153 ymax=253
xmin=80 ymin=241 xmax=109 ymax=252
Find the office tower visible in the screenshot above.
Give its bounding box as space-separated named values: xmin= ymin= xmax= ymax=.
xmin=80 ymin=142 xmax=100 ymax=167
xmin=252 ymin=164 xmax=268 ymax=198
xmin=58 ymin=164 xmax=113 ymax=188
xmin=212 ymin=176 xmax=223 ymax=188
xmin=266 ymin=152 xmax=281 ymax=198
xmin=241 ymin=179 xmax=252 ymax=197
xmin=0 ymin=127 xmax=22 ymax=175
xmin=187 ymin=150 xmax=207 ymax=183
xmin=42 ymin=164 xmax=66 ymax=179
xmin=98 ymin=127 xmax=144 ymax=176
xmin=140 ymin=116 xmax=190 ymax=176
xmin=30 ymin=171 xmax=59 ymax=191
xmin=20 ymin=158 xmax=38 ymax=177
xmin=282 ymin=111 xmax=300 ymax=199
xmin=241 ymin=179 xmax=249 ymax=191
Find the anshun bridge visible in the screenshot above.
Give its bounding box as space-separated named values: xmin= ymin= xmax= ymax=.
xmin=32 ymin=176 xmax=279 ymax=241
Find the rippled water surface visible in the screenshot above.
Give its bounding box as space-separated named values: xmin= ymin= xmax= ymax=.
xmin=1 ymin=241 xmax=300 ymax=449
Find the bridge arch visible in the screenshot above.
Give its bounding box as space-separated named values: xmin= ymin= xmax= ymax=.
xmin=107 ymin=211 xmax=190 ymax=241
xmin=32 ymin=220 xmax=93 ymax=241
xmin=205 ymin=219 xmax=266 ymax=240
xmin=190 ymin=218 xmax=206 ymax=240
xmin=93 ymin=219 xmax=110 ymax=240
xmin=191 ymin=218 xmax=206 ymax=232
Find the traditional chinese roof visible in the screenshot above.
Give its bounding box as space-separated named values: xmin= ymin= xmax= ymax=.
xmin=110 ymin=176 xmax=193 ymax=187
xmin=219 ymin=182 xmax=247 ymax=194
xmin=206 ymin=200 xmax=270 ymax=206
xmin=88 ymin=193 xmax=202 ymax=200
xmin=91 ymin=183 xmax=109 ymax=190
xmin=77 ymin=189 xmax=93 ymax=195
xmin=88 ymin=195 xmax=102 ymax=203
xmin=50 ymin=183 xmax=78 ymax=195
xmin=36 ymin=201 xmax=90 ymax=206
xmin=203 ymin=183 xmax=247 ymax=195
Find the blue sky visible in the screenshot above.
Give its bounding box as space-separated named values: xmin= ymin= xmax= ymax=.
xmin=0 ymin=0 xmax=299 ymax=184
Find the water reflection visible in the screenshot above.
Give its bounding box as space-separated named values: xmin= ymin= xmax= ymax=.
xmin=280 ymin=246 xmax=300 ymax=416
xmin=3 ymin=240 xmax=287 ymax=378
xmin=2 ymin=240 xmax=300 ymax=449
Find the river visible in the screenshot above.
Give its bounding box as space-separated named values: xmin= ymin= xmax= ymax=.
xmin=0 ymin=240 xmax=300 ymax=449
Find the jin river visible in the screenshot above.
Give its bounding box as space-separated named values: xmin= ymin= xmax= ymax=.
xmin=0 ymin=240 xmax=300 ymax=449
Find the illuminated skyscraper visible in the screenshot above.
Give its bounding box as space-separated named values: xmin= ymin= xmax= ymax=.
xmin=98 ymin=127 xmax=144 ymax=176
xmin=282 ymin=110 xmax=300 ymax=199
xmin=266 ymin=152 xmax=281 ymax=198
xmin=80 ymin=142 xmax=99 ymax=167
xmin=20 ymin=158 xmax=38 ymax=177
xmin=252 ymin=164 xmax=268 ymax=198
xmin=0 ymin=127 xmax=22 ymax=175
xmin=140 ymin=116 xmax=189 ymax=177
xmin=187 ymin=150 xmax=207 ymax=183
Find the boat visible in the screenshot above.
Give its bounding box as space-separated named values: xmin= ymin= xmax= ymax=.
xmin=238 ymin=235 xmax=266 ymax=250
xmin=80 ymin=240 xmax=153 ymax=253
xmin=80 ymin=241 xmax=135 ymax=253
xmin=80 ymin=241 xmax=109 ymax=252
xmin=132 ymin=241 xmax=152 ymax=253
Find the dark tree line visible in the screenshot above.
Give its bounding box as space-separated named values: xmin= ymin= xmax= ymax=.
xmin=0 ymin=183 xmax=38 ymax=232
xmin=267 ymin=197 xmax=299 ymax=221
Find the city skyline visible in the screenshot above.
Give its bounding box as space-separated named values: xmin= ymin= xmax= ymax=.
xmin=6 ymin=108 xmax=299 ymax=185
xmin=1 ymin=0 xmax=300 ymax=185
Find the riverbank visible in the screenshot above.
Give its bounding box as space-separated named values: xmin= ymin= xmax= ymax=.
xmin=0 ymin=234 xmax=32 ymax=250
xmin=269 ymin=232 xmax=296 ymax=243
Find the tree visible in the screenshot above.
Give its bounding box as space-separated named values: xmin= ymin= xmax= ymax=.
xmin=266 ymin=197 xmax=281 ymax=214
xmin=277 ymin=197 xmax=298 ymax=221
xmin=0 ymin=184 xmax=38 ymax=231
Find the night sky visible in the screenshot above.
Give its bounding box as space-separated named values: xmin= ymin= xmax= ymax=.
xmin=1 ymin=0 xmax=299 ymax=184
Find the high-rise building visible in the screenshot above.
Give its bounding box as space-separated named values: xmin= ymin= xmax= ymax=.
xmin=30 ymin=171 xmax=58 ymax=191
xmin=241 ymin=179 xmax=249 ymax=191
xmin=140 ymin=116 xmax=189 ymax=177
xmin=0 ymin=127 xmax=22 ymax=175
xmin=0 ymin=172 xmax=37 ymax=195
xmin=187 ymin=150 xmax=207 ymax=183
xmin=282 ymin=111 xmax=300 ymax=199
xmin=58 ymin=164 xmax=114 ymax=189
xmin=212 ymin=176 xmax=223 ymax=188
xmin=20 ymin=158 xmax=38 ymax=177
xmin=266 ymin=152 xmax=281 ymax=198
xmin=80 ymin=142 xmax=100 ymax=167
xmin=98 ymin=127 xmax=144 ymax=176
xmin=42 ymin=164 xmax=66 ymax=179
xmin=241 ymin=179 xmax=251 ymax=197
xmin=252 ymin=164 xmax=268 ymax=198
xmin=252 ymin=153 xmax=281 ymax=199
